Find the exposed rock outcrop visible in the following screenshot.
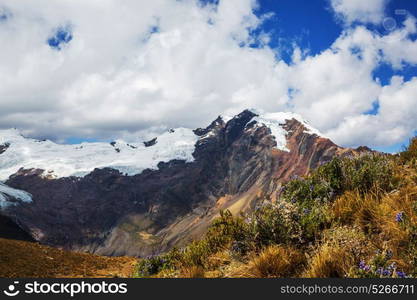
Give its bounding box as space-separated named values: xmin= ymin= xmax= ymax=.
xmin=0 ymin=142 xmax=9 ymax=155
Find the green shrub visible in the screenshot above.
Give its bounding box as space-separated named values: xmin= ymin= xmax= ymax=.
xmin=206 ymin=210 xmax=249 ymax=253
xmin=400 ymin=137 xmax=417 ymax=164
xmin=135 ymin=247 xmax=182 ymax=277
xmin=281 ymin=178 xmax=332 ymax=209
xmin=282 ymin=154 xmax=398 ymax=206
xmin=136 ymin=256 xmax=169 ymax=277
xmin=180 ymin=240 xmax=212 ymax=267
xmin=297 ymin=205 xmax=330 ymax=241
xmin=246 ymin=204 xmax=292 ymax=248
xmin=280 ymin=154 xmax=398 ymax=243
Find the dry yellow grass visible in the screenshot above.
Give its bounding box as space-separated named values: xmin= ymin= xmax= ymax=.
xmin=374 ymin=186 xmax=417 ymax=257
xmin=204 ymin=250 xmax=233 ymax=270
xmin=303 ymin=226 xmax=374 ymax=278
xmin=303 ymin=243 xmax=354 ymax=278
xmin=332 ymin=191 xmax=365 ymax=224
xmin=0 ymin=238 xmax=137 ymax=278
xmin=178 ymin=266 xmax=205 ymax=278
xmin=244 ymin=245 xmax=305 ymax=278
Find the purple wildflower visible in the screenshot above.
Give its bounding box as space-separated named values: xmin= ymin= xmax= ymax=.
xmin=396 ymin=271 xmax=406 ymax=278
xmin=359 ymin=261 xmax=371 ymax=272
xmin=395 ymin=212 xmax=404 ymax=222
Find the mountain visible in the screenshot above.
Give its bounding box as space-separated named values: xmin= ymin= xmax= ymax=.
xmin=0 ymin=109 xmax=367 ymax=257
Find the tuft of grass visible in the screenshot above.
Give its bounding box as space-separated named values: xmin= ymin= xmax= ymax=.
xmin=303 ymin=243 xmax=354 ymax=278
xmin=178 ymin=266 xmax=205 ymax=278
xmin=331 ymin=191 xmax=364 ymax=225
xmin=246 ymin=245 xmax=305 ymax=278
xmin=331 ymin=192 xmax=383 ymax=236
xmin=304 ymin=226 xmax=372 ymax=278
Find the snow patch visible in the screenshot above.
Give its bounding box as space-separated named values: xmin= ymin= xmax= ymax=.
xmin=0 ymin=128 xmax=199 ymax=180
xmin=247 ymin=109 xmax=325 ymax=151
xmin=0 ymin=182 xmax=32 ymax=209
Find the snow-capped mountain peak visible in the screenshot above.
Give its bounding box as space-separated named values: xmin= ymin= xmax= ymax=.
xmin=0 ymin=110 xmax=324 ymax=181
xmin=246 ymin=109 xmax=324 ymax=151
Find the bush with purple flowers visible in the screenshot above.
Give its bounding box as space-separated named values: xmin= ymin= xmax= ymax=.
xmin=352 ymin=250 xmax=407 ymax=278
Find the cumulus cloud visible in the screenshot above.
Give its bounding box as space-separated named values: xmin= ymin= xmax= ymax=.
xmin=329 ymin=0 xmax=389 ymax=25
xmin=0 ymin=0 xmax=416 ymax=151
xmin=327 ymin=76 xmax=417 ymax=147
xmin=0 ymin=0 xmax=289 ymax=140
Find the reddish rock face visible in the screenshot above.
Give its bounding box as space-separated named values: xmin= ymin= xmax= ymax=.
xmin=272 ymin=118 xmax=357 ymax=182
xmin=0 ymin=110 xmax=367 ymax=256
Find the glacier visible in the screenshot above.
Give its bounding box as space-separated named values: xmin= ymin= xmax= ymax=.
xmin=0 ymin=182 xmax=32 ymax=208
xmin=0 ymin=128 xmax=199 ymax=180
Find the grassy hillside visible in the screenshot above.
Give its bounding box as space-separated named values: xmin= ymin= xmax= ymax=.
xmin=0 ymin=238 xmax=137 ymax=278
xmin=135 ymin=138 xmax=417 ymax=278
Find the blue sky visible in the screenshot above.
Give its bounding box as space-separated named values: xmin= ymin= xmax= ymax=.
xmin=257 ymin=0 xmax=417 ymax=57
xmin=1 ymin=0 xmax=417 ymax=153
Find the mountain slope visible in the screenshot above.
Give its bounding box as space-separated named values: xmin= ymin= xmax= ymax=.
xmin=135 ymin=145 xmax=416 ymax=278
xmin=0 ymin=110 xmax=367 ymax=257
xmin=0 ymin=238 xmax=136 ymax=278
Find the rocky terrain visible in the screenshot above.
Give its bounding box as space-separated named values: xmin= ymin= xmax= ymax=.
xmin=0 ymin=110 xmax=366 ymax=257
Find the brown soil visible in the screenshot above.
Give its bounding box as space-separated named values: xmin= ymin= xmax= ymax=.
xmin=0 ymin=238 xmax=137 ymax=278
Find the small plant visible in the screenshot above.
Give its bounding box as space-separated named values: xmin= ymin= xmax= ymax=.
xmin=297 ymin=205 xmax=330 ymax=241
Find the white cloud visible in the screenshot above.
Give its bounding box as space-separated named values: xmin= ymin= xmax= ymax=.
xmin=286 ymin=27 xmax=382 ymax=130
xmin=285 ymin=17 xmax=417 ymax=147
xmin=326 ymin=76 xmax=417 ymax=147
xmin=329 ymin=0 xmax=389 ymax=25
xmin=0 ymin=0 xmax=290 ymax=140
xmin=0 ymin=0 xmax=416 ymax=151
